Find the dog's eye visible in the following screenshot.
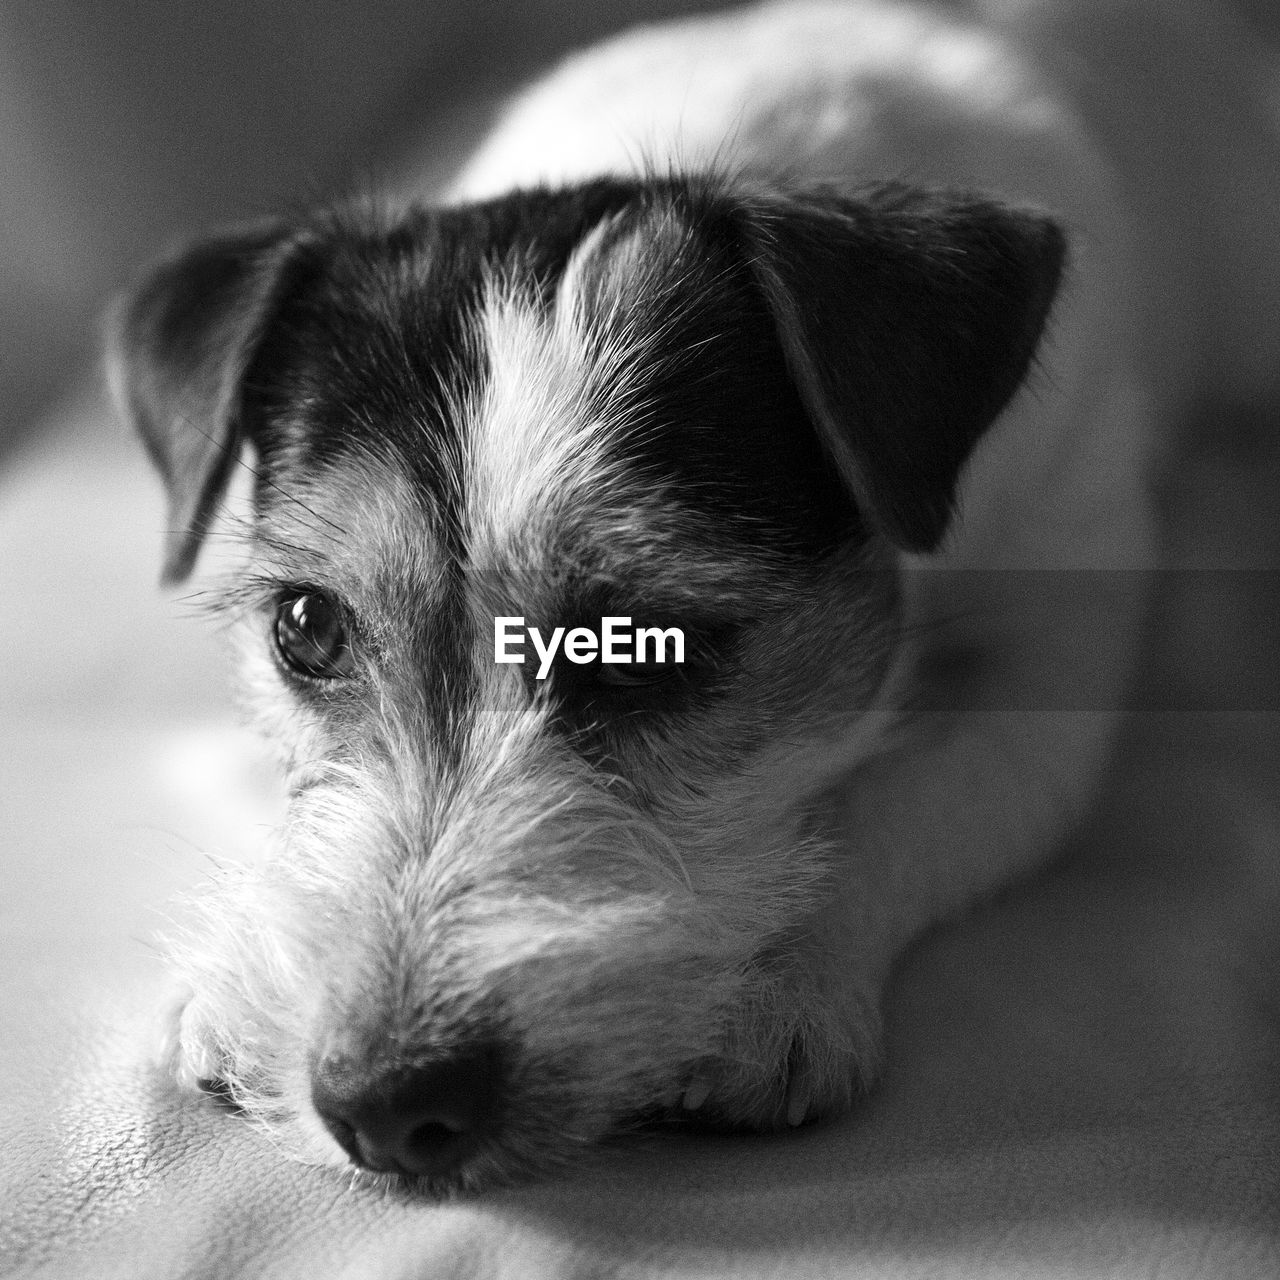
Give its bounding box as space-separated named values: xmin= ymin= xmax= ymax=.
xmin=273 ymin=591 xmax=354 ymax=680
xmin=592 ymin=662 xmax=679 ymax=689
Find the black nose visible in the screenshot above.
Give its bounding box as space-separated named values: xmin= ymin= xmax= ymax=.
xmin=310 ymin=1047 xmax=500 ymax=1178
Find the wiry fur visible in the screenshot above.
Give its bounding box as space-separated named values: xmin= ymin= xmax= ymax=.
xmin=109 ymin=0 xmax=1280 ymax=1194
xmin=157 ymin=267 xmax=902 ymax=1186
xmin=165 ymin=483 xmax=896 ymax=1192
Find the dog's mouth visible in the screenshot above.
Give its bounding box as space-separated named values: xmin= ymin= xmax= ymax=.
xmin=303 ymin=1088 xmax=743 ymax=1193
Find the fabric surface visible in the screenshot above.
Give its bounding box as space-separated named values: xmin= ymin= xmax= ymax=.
xmin=2 ymin=375 xmax=1278 ymax=1278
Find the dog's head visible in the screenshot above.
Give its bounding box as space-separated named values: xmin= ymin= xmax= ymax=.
xmin=109 ymin=175 xmax=1062 ymax=1191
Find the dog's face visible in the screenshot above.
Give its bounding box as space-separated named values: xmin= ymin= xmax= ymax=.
xmin=110 ymin=176 xmax=1062 ymax=1191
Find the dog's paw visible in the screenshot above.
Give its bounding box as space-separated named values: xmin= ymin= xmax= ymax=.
xmin=670 ymin=964 xmax=883 ymax=1130
xmin=159 ymin=988 xmax=218 ymax=1088
xmin=158 ymin=986 xmax=260 ymax=1105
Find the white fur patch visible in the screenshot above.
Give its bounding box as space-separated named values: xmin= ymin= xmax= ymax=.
xmin=463 ymin=269 xmax=621 ymax=571
xmin=462 ymin=239 xmax=786 ymax=610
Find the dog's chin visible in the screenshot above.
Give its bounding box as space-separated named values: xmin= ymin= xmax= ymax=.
xmin=262 ymin=1067 xmax=852 ymax=1198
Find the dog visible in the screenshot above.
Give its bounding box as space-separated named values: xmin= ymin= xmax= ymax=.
xmin=107 ymin=0 xmax=1280 ymax=1192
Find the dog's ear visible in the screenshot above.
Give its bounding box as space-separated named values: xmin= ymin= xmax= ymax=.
xmin=735 ymin=185 xmax=1066 ymax=552
xmin=106 ymin=221 xmax=307 ymax=584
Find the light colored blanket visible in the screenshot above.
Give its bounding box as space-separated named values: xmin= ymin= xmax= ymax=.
xmin=2 ymin=387 xmax=1278 ymax=1276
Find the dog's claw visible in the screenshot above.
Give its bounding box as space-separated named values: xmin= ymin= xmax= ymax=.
xmin=784 ymin=1066 xmax=811 ymax=1127
xmin=681 ymin=1076 xmax=712 ymax=1112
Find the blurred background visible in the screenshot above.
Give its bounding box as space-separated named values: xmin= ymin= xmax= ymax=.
xmin=6 ymin=0 xmax=1279 ymax=456
xmin=0 ymin=0 xmax=737 ymax=461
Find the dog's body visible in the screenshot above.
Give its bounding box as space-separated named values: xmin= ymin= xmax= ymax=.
xmin=109 ymin=0 xmax=1280 ymax=1191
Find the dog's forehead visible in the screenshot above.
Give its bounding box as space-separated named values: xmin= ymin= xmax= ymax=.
xmin=254 ymin=451 xmax=446 ymax=602
xmin=461 ymin=196 xmax=856 ymax=566
xmin=249 ymin=184 xmax=854 ymax=603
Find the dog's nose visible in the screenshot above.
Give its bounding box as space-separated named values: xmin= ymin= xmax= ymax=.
xmin=310 ymin=1047 xmax=499 ymax=1178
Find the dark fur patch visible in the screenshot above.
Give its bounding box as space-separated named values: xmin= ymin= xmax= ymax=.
xmin=566 ymin=189 xmax=861 ymax=558
xmin=239 ymin=185 xmax=651 ymax=543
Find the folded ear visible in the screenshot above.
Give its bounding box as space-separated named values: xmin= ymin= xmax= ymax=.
xmin=106 ymin=220 xmax=306 ymax=584
xmin=735 ymin=185 xmax=1066 ymax=552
